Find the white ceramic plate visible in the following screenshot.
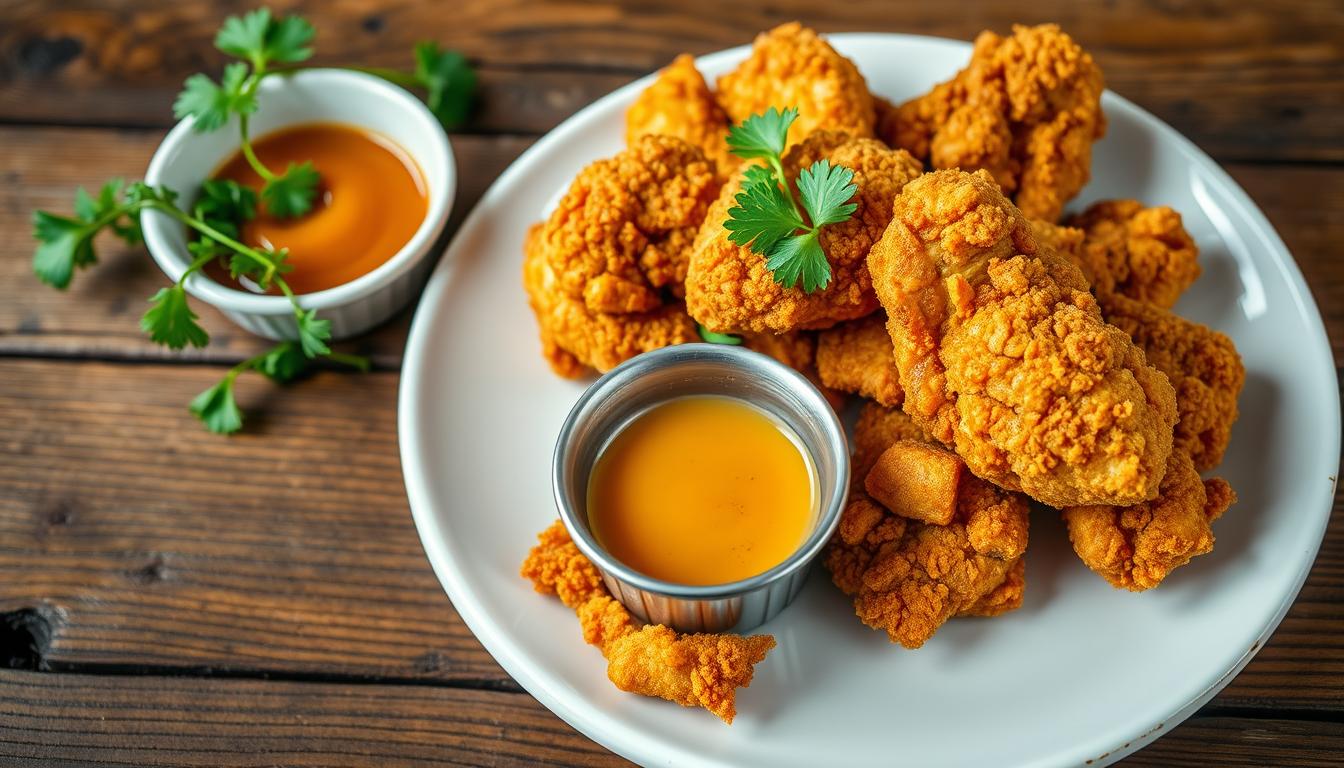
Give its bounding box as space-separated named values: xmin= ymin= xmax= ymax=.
xmin=399 ymin=34 xmax=1339 ymax=768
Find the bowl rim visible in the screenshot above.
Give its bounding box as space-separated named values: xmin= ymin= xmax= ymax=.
xmin=141 ymin=67 xmax=456 ymax=315
xmin=552 ymin=343 xmax=851 ymax=601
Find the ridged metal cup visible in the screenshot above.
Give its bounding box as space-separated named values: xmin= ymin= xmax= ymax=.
xmin=553 ymin=343 xmax=850 ymax=634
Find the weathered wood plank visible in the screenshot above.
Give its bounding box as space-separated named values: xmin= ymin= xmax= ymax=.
xmin=0 ymin=669 xmax=629 ymax=767
xmin=1 ymin=126 xmax=1342 ymax=363
xmin=0 ymin=0 xmax=1340 ymax=161
xmin=0 ymin=668 xmax=1340 ymax=767
xmin=1 ymin=357 xmax=1341 ymax=711
xmin=0 ymin=127 xmax=533 ymax=364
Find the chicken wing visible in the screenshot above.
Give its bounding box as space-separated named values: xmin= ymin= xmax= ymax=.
xmin=1063 ymin=451 xmax=1235 ymax=590
xmin=868 ymin=168 xmax=1178 ymax=508
xmin=1065 ymin=199 xmax=1201 ymax=309
xmin=887 ymin=24 xmax=1105 ymax=222
xmin=523 ymin=135 xmax=719 ymax=375
xmin=626 ymin=54 xmax=738 ymax=177
xmin=521 ymin=520 xmax=775 ymax=723
xmin=815 ymin=313 xmax=904 ymax=406
xmin=686 ymin=132 xmax=923 ymax=333
xmin=716 ymin=22 xmax=876 ymax=147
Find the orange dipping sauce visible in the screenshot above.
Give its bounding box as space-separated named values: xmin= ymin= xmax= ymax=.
xmin=210 ymin=122 xmax=427 ymax=294
xmin=587 ymin=396 xmax=816 ymax=586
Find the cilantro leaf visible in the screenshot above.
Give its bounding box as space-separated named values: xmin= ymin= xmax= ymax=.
xmin=262 ymin=161 xmax=320 ymax=218
xmin=726 ymin=107 xmax=798 ymax=160
xmin=215 ymin=9 xmax=314 ymax=67
xmin=697 ymin=324 xmax=743 ymax=346
xmin=764 ymin=230 xmax=830 ymax=292
xmin=723 ymin=165 xmax=804 ymax=256
xmin=141 ymin=285 xmax=210 ymax=349
xmin=32 ymin=211 xmax=94 ymax=289
xmin=255 ymin=341 xmax=308 ymax=382
xmin=296 ymin=308 xmax=331 ymax=358
xmin=174 ymin=62 xmax=257 ymax=133
xmin=190 ymin=377 xmax=243 ymax=434
xmin=797 ymin=159 xmax=857 ymax=228
xmin=414 ymin=42 xmax=476 ymax=129
xmin=196 ymin=179 xmax=257 ymax=226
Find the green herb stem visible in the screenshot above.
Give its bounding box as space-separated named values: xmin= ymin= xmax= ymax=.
xmin=150 ymin=201 xmax=280 ymax=285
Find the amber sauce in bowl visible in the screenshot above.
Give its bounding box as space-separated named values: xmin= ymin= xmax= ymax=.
xmin=586 ymin=396 xmax=817 ymax=586
xmin=208 ymin=123 xmax=428 ymax=295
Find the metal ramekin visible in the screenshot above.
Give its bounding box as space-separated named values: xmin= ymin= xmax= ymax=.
xmin=552 ymin=343 xmax=850 ymax=634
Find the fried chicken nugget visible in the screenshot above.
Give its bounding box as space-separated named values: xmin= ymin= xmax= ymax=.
xmin=889 ymin=24 xmax=1105 ymax=222
xmin=825 ymin=403 xmax=1030 ymax=647
xmin=716 ymin=22 xmax=876 ymax=147
xmin=1065 ymin=200 xmax=1201 ymax=309
xmin=686 ymin=132 xmax=923 ymax=333
xmin=521 ymin=521 xmax=775 ymax=724
xmin=626 ymin=54 xmax=738 ymax=177
xmin=1101 ymin=293 xmax=1245 ymax=471
xmin=868 ymin=169 xmax=1178 ymax=508
xmin=1063 ymin=451 xmax=1235 ymax=591
xmin=815 ymin=313 xmax=904 ymax=406
xmin=523 ymin=135 xmax=721 ymax=375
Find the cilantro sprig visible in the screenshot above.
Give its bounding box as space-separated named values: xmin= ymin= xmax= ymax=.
xmin=31 ymin=179 xmax=367 ymax=434
xmin=172 ymin=8 xmax=475 ymax=219
xmin=722 ymin=108 xmax=858 ymax=293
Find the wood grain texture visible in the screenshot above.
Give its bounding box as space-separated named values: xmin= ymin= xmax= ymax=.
xmin=2 ymin=127 xmax=1343 ymax=362
xmin=0 ymin=669 xmax=628 ymax=767
xmin=0 ymin=669 xmax=1341 ymax=767
xmin=0 ymin=0 xmax=1341 ymax=161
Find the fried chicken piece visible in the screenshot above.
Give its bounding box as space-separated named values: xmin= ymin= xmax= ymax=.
xmin=853 ymin=400 xmax=932 ymax=477
xmin=1101 ymin=293 xmax=1244 ymax=471
xmin=521 ymin=521 xmax=775 ymax=723
xmin=888 ymin=24 xmax=1105 ymax=222
xmin=868 ymin=169 xmax=1178 ymax=508
xmin=957 ymin=557 xmax=1025 ymax=617
xmin=1029 ymin=219 xmax=1085 ymax=266
xmin=825 ymin=448 xmax=1030 ymax=649
xmin=626 ymin=54 xmax=738 ymax=177
xmin=1063 ymin=451 xmax=1235 ymax=591
xmin=738 ymin=330 xmax=846 ymax=410
xmin=1065 ymin=200 xmax=1201 ymax=309
xmin=524 ymin=223 xmax=700 ymax=376
xmin=523 ymin=136 xmax=720 ymax=375
xmin=686 ymin=132 xmax=923 ymax=333
xmin=716 ymin=23 xmax=876 ymax=147
xmin=865 ymin=440 xmax=962 ymax=526
xmin=815 ymin=313 xmax=904 ymax=406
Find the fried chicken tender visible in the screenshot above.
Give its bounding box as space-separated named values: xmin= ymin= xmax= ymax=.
xmin=626 ymin=54 xmax=738 ymax=177
xmin=717 ymin=22 xmax=876 ymax=147
xmin=1101 ymin=293 xmax=1244 ymax=471
xmin=687 ymin=132 xmax=923 ymax=333
xmin=1065 ymin=200 xmax=1201 ymax=309
xmin=521 ymin=521 xmax=775 ymax=724
xmin=1063 ymin=451 xmax=1235 ymax=591
xmin=523 ymin=135 xmax=720 ymax=375
xmin=888 ymin=24 xmax=1105 ymax=222
xmin=868 ymin=169 xmax=1178 ymax=508
xmin=815 ymin=314 xmax=904 ymax=406
xmin=825 ymin=403 xmax=1030 ymax=647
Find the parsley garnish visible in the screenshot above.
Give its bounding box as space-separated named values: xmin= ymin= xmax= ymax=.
xmin=722 ymin=108 xmax=858 ymax=293
xmin=697 ymin=324 xmax=743 ymax=346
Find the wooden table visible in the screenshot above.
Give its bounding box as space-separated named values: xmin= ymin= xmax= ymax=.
xmin=1 ymin=1 xmax=1341 ymax=765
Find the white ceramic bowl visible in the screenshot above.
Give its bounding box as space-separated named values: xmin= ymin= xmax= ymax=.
xmin=143 ymin=68 xmax=455 ymax=341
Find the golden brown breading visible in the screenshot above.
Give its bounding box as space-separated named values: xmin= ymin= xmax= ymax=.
xmin=716 ymin=22 xmax=876 ymax=147
xmin=868 ymin=169 xmax=1178 ymax=508
xmin=686 ymin=132 xmax=923 ymax=333
xmin=815 ymin=314 xmax=904 ymax=406
xmin=864 ymin=439 xmax=962 ymax=526
xmin=524 ymin=223 xmax=700 ymax=377
xmin=888 ymin=24 xmax=1105 ymax=222
xmin=1065 ymin=199 xmax=1201 ymax=309
xmin=1101 ymin=293 xmax=1244 ymax=471
xmin=825 ymin=452 xmax=1029 ymax=649
xmin=1029 ymin=219 xmax=1085 ymax=266
xmin=626 ymin=54 xmax=738 ymax=177
xmin=521 ymin=520 xmax=775 ymax=724
xmin=957 ymin=557 xmax=1026 ymax=617
xmin=738 ymin=330 xmax=846 ymax=410
xmin=523 ymin=136 xmax=720 ymax=375
xmin=1063 ymin=451 xmax=1235 ymax=591
xmin=852 ymin=400 xmax=932 ymax=478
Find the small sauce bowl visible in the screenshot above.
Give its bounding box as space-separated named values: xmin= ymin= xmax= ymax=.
xmin=553 ymin=344 xmax=850 ymax=633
